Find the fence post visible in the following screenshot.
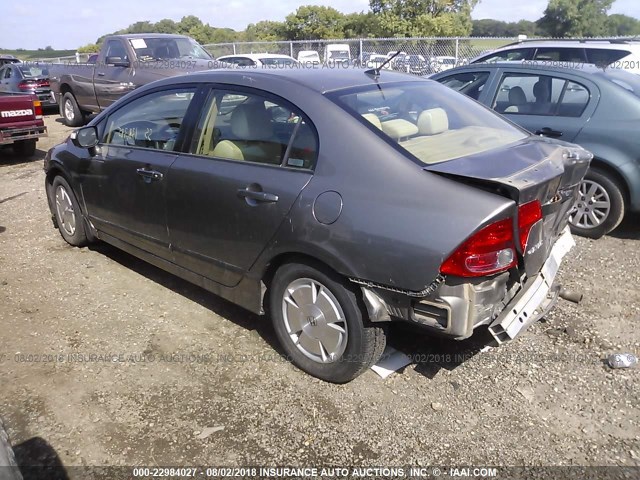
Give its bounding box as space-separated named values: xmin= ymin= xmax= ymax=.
xmin=455 ymin=38 xmax=459 ymax=62
xmin=233 ymin=43 xmax=236 ymax=55
xmin=290 ymin=41 xmax=293 ymax=57
xmin=359 ymin=39 xmax=363 ymax=65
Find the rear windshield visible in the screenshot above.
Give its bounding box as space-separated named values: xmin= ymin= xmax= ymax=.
xmin=597 ymin=70 xmax=640 ymax=98
xmin=329 ymin=81 xmax=527 ymax=164
xmin=19 ymin=65 xmax=49 ymax=77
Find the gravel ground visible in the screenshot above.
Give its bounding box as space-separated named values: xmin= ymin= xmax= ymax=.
xmin=0 ymin=115 xmax=639 ymax=478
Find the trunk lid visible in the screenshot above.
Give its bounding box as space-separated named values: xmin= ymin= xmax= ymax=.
xmin=425 ymin=137 xmax=591 ymax=276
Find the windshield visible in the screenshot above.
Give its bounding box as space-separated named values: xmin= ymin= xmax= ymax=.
xmin=19 ymin=65 xmax=49 ymax=77
xmin=330 ymin=51 xmax=349 ymax=59
xmin=330 ymin=81 xmax=527 ymax=165
xmin=128 ymin=37 xmax=212 ymax=61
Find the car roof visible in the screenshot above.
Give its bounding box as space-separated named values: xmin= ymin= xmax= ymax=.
xmin=109 ymin=33 xmax=192 ymax=40
xmin=158 ymin=67 xmax=424 ymax=94
xmin=488 ymin=39 xmax=640 ymax=51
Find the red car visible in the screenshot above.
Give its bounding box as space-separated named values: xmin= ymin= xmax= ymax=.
xmin=0 ymin=93 xmax=47 ymax=157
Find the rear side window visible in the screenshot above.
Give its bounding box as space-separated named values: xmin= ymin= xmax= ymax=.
xmin=585 ymin=48 xmax=630 ymax=67
xmin=103 ymin=88 xmax=196 ymax=151
xmin=190 ymin=90 xmax=318 ymax=169
xmin=533 ymin=48 xmax=586 ymax=62
xmin=436 ymin=71 xmax=490 ymax=100
xmin=494 ymin=73 xmax=590 ymax=117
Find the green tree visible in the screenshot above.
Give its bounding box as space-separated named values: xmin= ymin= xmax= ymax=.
xmin=537 ymin=0 xmax=614 ymax=37
xmin=243 ymin=20 xmax=286 ymax=41
xmin=606 ymin=14 xmax=640 ymax=36
xmin=154 ymin=19 xmax=178 ymax=34
xmin=369 ymin=0 xmax=478 ymax=37
xmin=77 ymin=43 xmax=101 ymax=53
xmin=283 ymin=5 xmax=345 ymax=40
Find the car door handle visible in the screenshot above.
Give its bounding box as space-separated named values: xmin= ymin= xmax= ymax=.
xmin=237 ymin=189 xmax=279 ymax=203
xmin=136 ymin=167 xmax=163 ymax=182
xmin=535 ymin=127 xmax=563 ymax=138
xmin=97 ymin=72 xmax=105 ymax=77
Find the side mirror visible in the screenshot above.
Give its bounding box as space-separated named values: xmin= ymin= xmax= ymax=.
xmin=105 ymin=56 xmax=130 ymax=67
xmin=71 ymin=126 xmax=98 ymax=148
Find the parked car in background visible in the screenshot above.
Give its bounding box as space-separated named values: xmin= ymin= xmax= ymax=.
xmin=0 ymin=93 xmax=47 ymax=157
xmin=394 ymin=55 xmax=430 ymax=76
xmin=324 ymin=44 xmax=351 ymax=65
xmin=218 ymin=53 xmax=298 ymax=68
xmin=49 ymin=33 xmax=225 ymax=127
xmin=366 ymin=54 xmax=389 ymax=69
xmin=0 ymin=55 xmax=20 ymax=66
xmin=432 ymin=62 xmax=640 ymax=237
xmin=297 ymin=50 xmax=321 ymax=66
xmin=44 ymin=68 xmax=589 ymax=382
xmin=471 ymin=39 xmax=640 ymax=75
xmin=431 ymin=56 xmax=458 ymax=73
xmin=0 ymin=63 xmax=57 ymax=110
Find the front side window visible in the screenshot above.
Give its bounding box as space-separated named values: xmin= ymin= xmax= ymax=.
xmin=330 ymin=81 xmax=527 ymax=165
xmin=103 ymin=88 xmax=196 ymax=151
xmin=436 ymin=71 xmax=490 ymax=100
xmin=191 ymin=90 xmax=317 ymax=169
xmin=494 ymin=73 xmax=590 ymax=117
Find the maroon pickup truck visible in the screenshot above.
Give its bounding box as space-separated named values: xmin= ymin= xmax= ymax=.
xmin=0 ymin=93 xmax=47 ymax=157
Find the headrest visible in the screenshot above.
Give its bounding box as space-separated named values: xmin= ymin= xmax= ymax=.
xmin=362 ymin=113 xmax=382 ymax=130
xmin=417 ymin=108 xmax=449 ymax=135
xmin=231 ymin=103 xmax=273 ymax=140
xmin=509 ymin=86 xmax=527 ymax=105
xmin=533 ymin=81 xmax=549 ymax=101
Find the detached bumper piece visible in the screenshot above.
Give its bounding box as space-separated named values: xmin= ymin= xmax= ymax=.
xmin=488 ymin=227 xmax=575 ymax=344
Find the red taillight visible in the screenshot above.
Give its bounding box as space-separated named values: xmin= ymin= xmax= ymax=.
xmin=18 ymin=80 xmax=32 ymax=91
xmin=37 ymin=80 xmax=49 ymax=88
xmin=517 ymin=200 xmax=543 ymax=251
xmin=440 ymin=218 xmax=517 ymax=277
xmin=33 ymin=100 xmax=42 ymax=118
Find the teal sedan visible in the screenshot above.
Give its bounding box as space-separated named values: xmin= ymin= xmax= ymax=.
xmin=432 ymin=62 xmax=640 ymax=238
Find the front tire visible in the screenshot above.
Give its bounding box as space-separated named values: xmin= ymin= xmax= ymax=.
xmin=270 ymin=262 xmax=386 ymax=383
xmin=0 ymin=419 xmax=23 ymax=480
xmin=51 ymin=176 xmax=89 ymax=247
xmin=569 ymin=168 xmax=625 ymax=238
xmin=60 ymin=92 xmax=85 ymax=127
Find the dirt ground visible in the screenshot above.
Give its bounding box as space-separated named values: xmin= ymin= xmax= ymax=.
xmin=0 ymin=114 xmax=639 ymax=478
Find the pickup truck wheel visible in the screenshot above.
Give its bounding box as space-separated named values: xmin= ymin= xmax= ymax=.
xmin=61 ymin=92 xmax=84 ymax=127
xmin=270 ymin=262 xmax=386 ymax=383
xmin=13 ymin=139 xmax=36 ymax=158
xmin=51 ymin=176 xmax=89 ymax=247
xmin=569 ymin=168 xmax=625 ymax=239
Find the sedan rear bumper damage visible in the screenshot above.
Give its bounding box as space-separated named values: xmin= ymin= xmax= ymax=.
xmin=359 ymin=227 xmax=576 ymax=344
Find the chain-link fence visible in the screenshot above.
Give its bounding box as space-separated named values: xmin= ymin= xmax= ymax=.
xmin=203 ymin=37 xmax=518 ymax=71
xmin=30 ymin=37 xmax=518 ymax=69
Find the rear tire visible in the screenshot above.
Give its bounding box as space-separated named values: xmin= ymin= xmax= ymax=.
xmin=12 ymin=139 xmax=36 ymax=158
xmin=569 ymin=168 xmax=625 ymax=239
xmin=51 ymin=176 xmax=89 ymax=247
xmin=60 ymin=92 xmax=85 ymax=127
xmin=270 ymin=262 xmax=386 ymax=383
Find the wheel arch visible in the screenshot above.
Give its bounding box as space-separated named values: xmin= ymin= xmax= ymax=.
xmin=589 ymin=157 xmax=630 ymax=208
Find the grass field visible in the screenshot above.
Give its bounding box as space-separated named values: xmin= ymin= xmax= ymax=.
xmin=0 ymin=48 xmax=76 ymax=60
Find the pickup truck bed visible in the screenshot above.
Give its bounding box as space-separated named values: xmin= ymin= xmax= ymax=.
xmin=0 ymin=93 xmax=47 ymax=157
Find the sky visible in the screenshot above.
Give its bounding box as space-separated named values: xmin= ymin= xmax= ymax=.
xmin=1 ymin=0 xmax=640 ymax=50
